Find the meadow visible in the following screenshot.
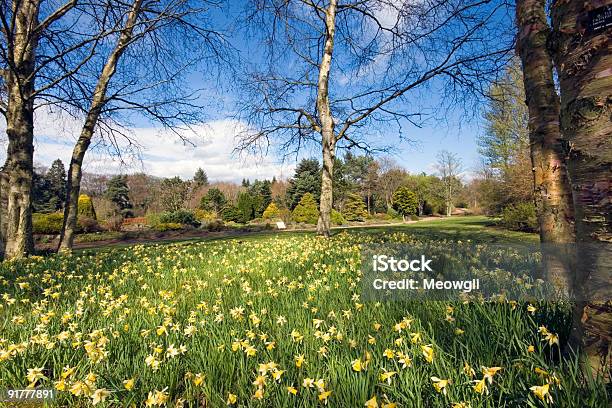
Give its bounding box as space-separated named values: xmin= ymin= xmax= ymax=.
xmin=0 ymin=218 xmax=608 ymax=407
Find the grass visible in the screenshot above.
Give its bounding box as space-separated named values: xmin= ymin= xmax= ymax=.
xmin=0 ymin=217 xmax=607 ymax=407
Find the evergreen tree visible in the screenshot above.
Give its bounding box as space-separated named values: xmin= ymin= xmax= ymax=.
xmin=342 ymin=193 xmax=368 ymax=221
xmin=249 ymin=179 xmax=272 ymax=217
xmin=46 ymin=159 xmax=67 ymax=209
xmin=287 ymin=159 xmax=321 ymax=209
xmin=200 ymin=188 xmax=227 ymax=213
xmin=32 ymin=169 xmax=53 ymax=213
xmin=291 ymin=192 xmax=319 ymax=224
xmin=236 ymin=191 xmax=256 ymax=223
xmin=262 ymin=202 xmax=281 ymax=220
xmin=193 ymin=168 xmax=209 ymax=187
xmin=392 ymin=187 xmax=419 ymax=220
xmin=105 ymin=175 xmax=133 ymax=218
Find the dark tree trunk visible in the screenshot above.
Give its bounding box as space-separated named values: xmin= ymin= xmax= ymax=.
xmin=551 ymin=0 xmax=612 ymax=378
xmin=515 ymin=0 xmax=576 ymax=295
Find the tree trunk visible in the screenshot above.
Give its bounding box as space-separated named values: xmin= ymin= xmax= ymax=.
xmin=516 ymin=0 xmax=576 ymax=295
xmin=551 ymin=0 xmax=612 ymax=378
xmin=2 ymin=0 xmax=40 ymax=259
xmin=315 ymin=0 xmax=337 ymax=237
xmin=58 ymin=0 xmax=144 ymax=251
xmin=0 ymin=167 xmax=8 ymax=260
xmin=4 ymin=92 xmax=35 ymax=259
xmin=58 ymin=137 xmax=91 ymax=251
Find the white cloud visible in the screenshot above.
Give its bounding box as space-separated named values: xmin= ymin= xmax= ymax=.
xmin=0 ymin=108 xmax=296 ymax=182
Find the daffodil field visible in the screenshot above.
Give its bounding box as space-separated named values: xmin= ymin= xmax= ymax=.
xmin=0 ymin=230 xmax=608 ymax=407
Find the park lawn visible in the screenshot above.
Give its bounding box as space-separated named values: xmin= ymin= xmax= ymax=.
xmin=0 ymin=219 xmax=607 ymax=407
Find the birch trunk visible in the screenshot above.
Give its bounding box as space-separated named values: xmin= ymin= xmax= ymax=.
xmin=2 ymin=0 xmax=40 ymax=259
xmin=58 ymin=0 xmax=144 ymax=251
xmin=316 ymin=0 xmax=337 ymax=237
xmin=551 ymin=0 xmax=612 ymax=378
xmin=515 ymin=0 xmax=576 ymax=295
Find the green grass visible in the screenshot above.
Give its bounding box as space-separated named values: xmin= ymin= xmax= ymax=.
xmin=0 ymin=219 xmax=606 ymax=407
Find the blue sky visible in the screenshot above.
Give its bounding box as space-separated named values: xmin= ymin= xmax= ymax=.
xmin=1 ymin=1 xmax=498 ymax=182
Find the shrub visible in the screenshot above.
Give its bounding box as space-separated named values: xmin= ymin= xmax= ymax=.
xmin=221 ymin=205 xmax=243 ymax=223
xmin=500 ymin=202 xmax=538 ymax=232
xmin=262 ymin=202 xmax=281 ymax=220
xmin=331 ymin=209 xmax=346 ymax=225
xmin=103 ymin=216 xmax=124 ymax=232
xmin=194 ymin=209 xmax=217 ymax=222
xmin=153 ymin=222 xmax=183 ymax=232
xmin=32 ymin=212 xmax=64 ymax=234
xmin=203 ymin=219 xmax=224 ymax=232
xmin=292 ymin=193 xmax=319 ymax=224
xmin=78 ymin=216 xmax=99 ymax=233
xmin=77 ymin=194 xmax=97 ymax=219
xmin=342 ymin=194 xmax=368 ymax=221
xmin=159 ymin=209 xmax=200 ymax=227
xmin=386 ymin=207 xmax=400 ymax=219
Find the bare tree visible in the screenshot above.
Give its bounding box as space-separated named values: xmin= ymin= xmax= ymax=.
xmin=550 ymin=0 xmax=611 ymax=378
xmin=57 ymin=0 xmax=229 ymax=251
xmin=515 ymin=0 xmax=575 ymax=295
xmin=377 ymin=157 xmax=407 ymax=211
xmin=435 ymin=150 xmax=462 ymax=216
xmin=237 ymin=0 xmax=514 ymax=236
xmin=0 ymin=0 xmax=112 ymax=259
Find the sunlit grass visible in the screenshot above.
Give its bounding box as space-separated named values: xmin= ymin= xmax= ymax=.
xmin=0 ymin=225 xmax=607 ymax=407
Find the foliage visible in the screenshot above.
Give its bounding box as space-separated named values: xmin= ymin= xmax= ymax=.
xmin=237 ymin=192 xmax=256 ymax=223
xmin=262 ymin=202 xmax=281 ymax=220
xmin=153 ymin=222 xmax=184 ymax=232
xmin=32 ymin=213 xmax=64 ymax=234
xmin=105 ymin=175 xmax=133 ymax=218
xmin=479 ymin=61 xmax=529 ymax=173
xmin=291 ymin=192 xmax=319 ymax=224
xmin=199 ymin=188 xmax=227 ymax=213
xmin=342 ymin=193 xmax=368 ymax=221
xmin=500 ymin=202 xmax=538 ymax=232
xmin=77 ymin=194 xmax=97 ymax=219
xmin=221 ymin=205 xmax=243 ymax=223
xmin=158 ymin=177 xmax=189 ymax=213
xmin=32 ymin=159 xmax=67 ymax=212
xmin=193 ymin=168 xmax=209 ymax=187
xmin=287 ymin=159 xmax=321 ymax=209
xmin=159 ymin=210 xmax=200 ymax=227
xmin=392 ymin=187 xmax=419 ymax=218
xmin=331 ymin=209 xmax=346 ymax=225
xmin=248 ymin=180 xmax=272 ymax=218
xmin=194 ymin=209 xmax=217 ymax=222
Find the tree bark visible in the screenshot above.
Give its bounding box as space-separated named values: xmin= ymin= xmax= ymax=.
xmin=515 ymin=0 xmax=576 ymax=295
xmin=550 ymin=0 xmax=611 ymax=378
xmin=316 ymin=0 xmax=338 ymax=237
xmin=0 ymin=167 xmax=8 ymax=259
xmin=58 ymin=0 xmax=144 ymax=251
xmin=1 ymin=0 xmax=40 ymax=259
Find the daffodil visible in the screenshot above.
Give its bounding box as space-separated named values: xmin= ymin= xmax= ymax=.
xmin=421 ymin=344 xmax=434 ymax=363
xmin=530 ymin=383 xmax=553 ymax=403
xmin=365 ymin=395 xmax=378 ymax=408
xmin=226 ymin=393 xmax=237 ymax=405
xmin=431 ymin=377 xmax=449 ymax=395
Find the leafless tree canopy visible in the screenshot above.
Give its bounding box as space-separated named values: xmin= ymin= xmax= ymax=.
xmin=236 ymin=0 xmax=514 ymax=156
